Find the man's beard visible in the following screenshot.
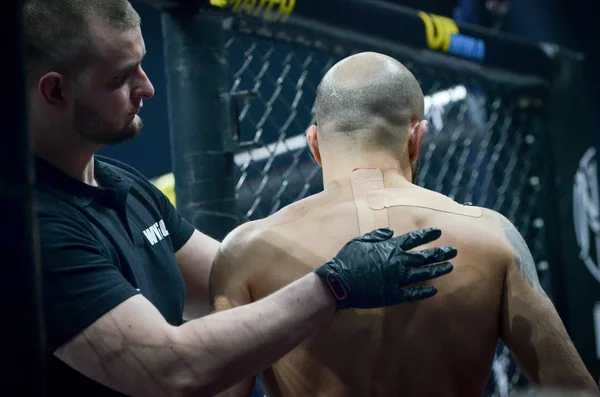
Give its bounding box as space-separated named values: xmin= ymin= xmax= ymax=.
xmin=73 ymin=99 xmax=143 ymax=145
xmin=411 ymin=157 xmax=421 ymax=184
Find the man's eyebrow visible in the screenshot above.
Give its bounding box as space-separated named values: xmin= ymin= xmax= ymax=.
xmin=115 ymin=51 xmax=147 ymax=73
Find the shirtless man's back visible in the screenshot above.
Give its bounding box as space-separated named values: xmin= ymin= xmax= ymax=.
xmin=210 ymin=52 xmax=597 ymax=397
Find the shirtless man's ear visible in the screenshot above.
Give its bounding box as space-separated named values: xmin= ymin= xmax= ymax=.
xmin=408 ymin=120 xmax=427 ymax=164
xmin=408 ymin=119 xmax=427 ymax=183
xmin=306 ymin=125 xmax=322 ymax=166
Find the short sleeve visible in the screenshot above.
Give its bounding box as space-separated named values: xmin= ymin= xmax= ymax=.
xmin=153 ymin=187 xmax=195 ymax=252
xmin=39 ymin=214 xmax=140 ymax=353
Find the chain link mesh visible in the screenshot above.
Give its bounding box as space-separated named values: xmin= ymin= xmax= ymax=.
xmin=224 ymin=17 xmax=551 ymax=397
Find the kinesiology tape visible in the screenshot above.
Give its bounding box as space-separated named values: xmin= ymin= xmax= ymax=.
xmin=350 ymin=168 xmax=481 ymax=235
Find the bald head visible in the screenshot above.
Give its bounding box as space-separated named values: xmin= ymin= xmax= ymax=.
xmin=315 ymin=52 xmax=424 ymax=150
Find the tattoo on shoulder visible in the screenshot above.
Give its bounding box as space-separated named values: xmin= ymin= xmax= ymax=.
xmin=499 ymin=214 xmax=542 ymax=290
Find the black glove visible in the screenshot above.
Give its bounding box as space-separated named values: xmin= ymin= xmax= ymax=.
xmin=314 ymin=228 xmax=456 ymax=310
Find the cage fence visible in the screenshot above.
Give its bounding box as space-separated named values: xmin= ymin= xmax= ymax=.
xmin=223 ymin=15 xmax=551 ymax=396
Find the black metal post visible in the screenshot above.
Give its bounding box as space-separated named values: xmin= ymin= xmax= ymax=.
xmin=161 ymin=9 xmax=238 ymax=241
xmin=1 ymin=0 xmax=46 ymax=394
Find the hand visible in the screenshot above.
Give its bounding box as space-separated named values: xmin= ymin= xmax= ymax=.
xmin=314 ymin=228 xmax=456 ymax=310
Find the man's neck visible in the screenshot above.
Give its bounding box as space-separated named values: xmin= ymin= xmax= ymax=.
xmin=31 ymin=114 xmax=103 ymax=186
xmin=36 ymin=148 xmax=98 ymax=186
xmin=321 ymin=153 xmax=413 ymax=190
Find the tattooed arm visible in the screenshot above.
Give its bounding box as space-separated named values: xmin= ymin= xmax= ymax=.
xmin=495 ymin=212 xmax=598 ymax=392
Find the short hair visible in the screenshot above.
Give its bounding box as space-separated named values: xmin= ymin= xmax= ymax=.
xmin=315 ymin=52 xmax=424 ymax=150
xmin=22 ymin=0 xmax=141 ymax=84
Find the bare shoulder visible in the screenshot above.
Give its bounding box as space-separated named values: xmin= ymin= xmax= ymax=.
xmin=478 ymin=207 xmax=524 ymax=251
xmin=216 ymin=196 xmax=317 ymax=269
xmin=209 ymin=214 xmax=303 ymax=311
xmin=211 ymin=220 xmax=277 ymax=299
xmin=446 ymin=205 xmax=517 ymax=261
xmin=479 ymin=208 xmax=543 ymax=290
xmin=219 ymin=216 xmax=290 ymax=257
xmin=210 ymin=219 xmax=265 ymax=278
xmin=208 ymin=220 xmax=265 ymax=311
xmin=477 ymin=207 xmax=507 ymax=226
xmin=211 ymin=214 xmax=290 ymax=272
xmin=218 ymin=219 xmax=263 ymax=258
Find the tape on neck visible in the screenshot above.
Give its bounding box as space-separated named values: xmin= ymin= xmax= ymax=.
xmin=350 ymin=169 xmax=389 ymax=235
xmin=350 ymin=168 xmax=482 ymax=235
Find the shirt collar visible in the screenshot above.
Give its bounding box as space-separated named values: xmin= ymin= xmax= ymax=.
xmin=35 ymin=156 xmax=131 ymax=208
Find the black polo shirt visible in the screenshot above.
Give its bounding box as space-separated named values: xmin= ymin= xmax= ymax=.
xmin=35 ymin=155 xmax=195 ymax=396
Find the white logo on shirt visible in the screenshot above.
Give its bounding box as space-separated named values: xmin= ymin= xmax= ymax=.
xmin=143 ymin=219 xmax=170 ymax=245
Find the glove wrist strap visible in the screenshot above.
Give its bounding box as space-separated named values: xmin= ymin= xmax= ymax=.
xmin=314 ymin=267 xmax=349 ymax=310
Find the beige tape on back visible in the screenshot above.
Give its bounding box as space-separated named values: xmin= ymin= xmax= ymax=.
xmin=367 ymin=188 xmax=482 ymax=218
xmin=350 ymin=169 xmax=482 ymax=233
xmin=350 ymin=169 xmax=390 ymax=235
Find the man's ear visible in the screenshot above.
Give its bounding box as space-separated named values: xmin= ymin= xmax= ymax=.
xmin=37 ymin=72 xmax=69 ymax=110
xmin=306 ymin=124 xmax=322 ymax=166
xmin=408 ymin=120 xmax=427 ymax=163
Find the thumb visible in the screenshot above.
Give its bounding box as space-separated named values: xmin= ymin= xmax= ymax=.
xmin=357 ymin=228 xmax=394 ymax=243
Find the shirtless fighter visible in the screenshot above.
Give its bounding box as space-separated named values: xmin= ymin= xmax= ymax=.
xmin=209 ymin=52 xmax=598 ymax=397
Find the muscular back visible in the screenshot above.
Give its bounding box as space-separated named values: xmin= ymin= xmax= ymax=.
xmin=210 ymin=172 xmax=596 ymax=397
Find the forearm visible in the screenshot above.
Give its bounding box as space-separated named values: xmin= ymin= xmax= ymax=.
xmin=174 ymin=272 xmax=335 ymax=396
xmin=536 ymin=346 xmax=599 ymax=392
xmin=505 ymin=295 xmax=598 ymax=393
xmin=526 ymin=341 xmax=598 ymax=391
xmin=536 ymin=360 xmax=599 ymax=393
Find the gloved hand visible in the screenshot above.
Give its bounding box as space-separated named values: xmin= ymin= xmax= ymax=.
xmin=314 ymin=228 xmax=456 ymax=310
